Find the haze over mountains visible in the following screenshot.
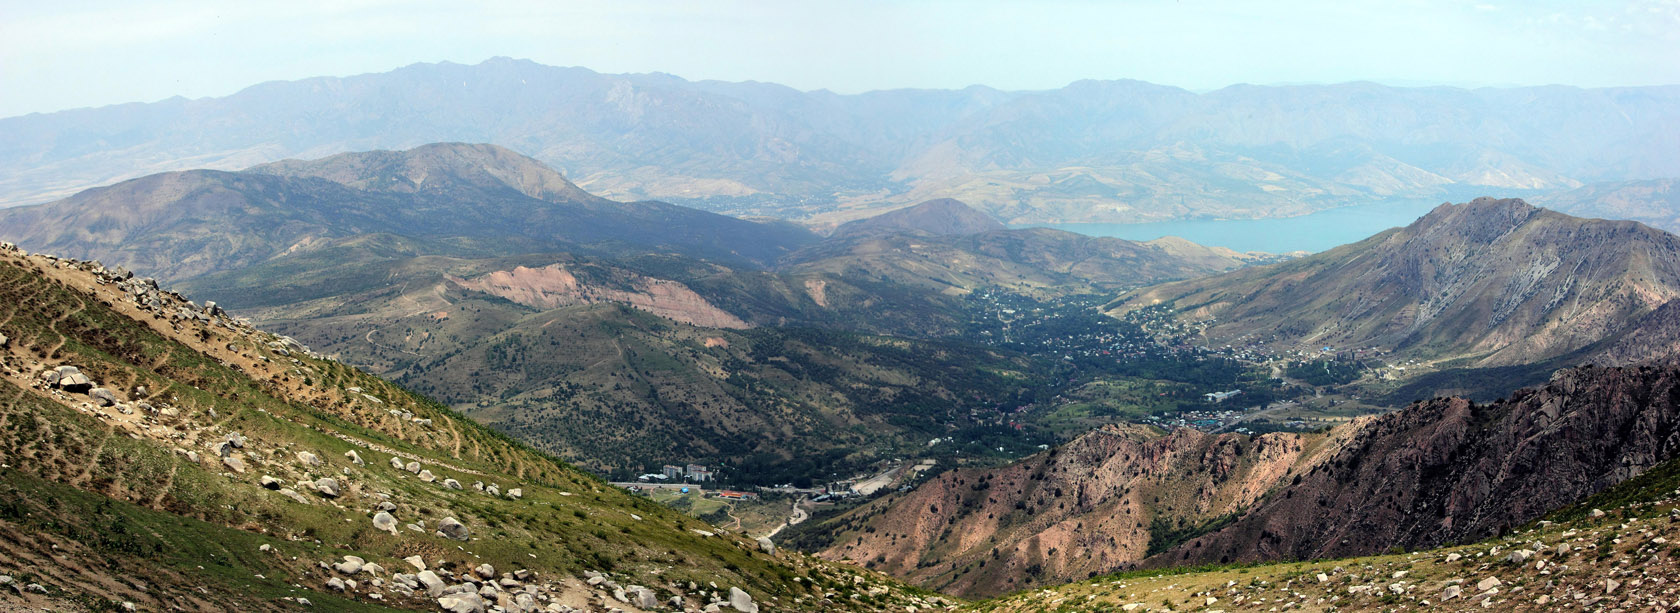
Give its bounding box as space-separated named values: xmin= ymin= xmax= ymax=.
xmin=9 ymin=83 xmax=1680 ymax=611
xmin=1110 ymin=198 xmax=1680 ymax=369
xmin=5 ymin=58 xmax=1679 ymax=226
xmin=0 ymin=143 xmax=818 ymax=282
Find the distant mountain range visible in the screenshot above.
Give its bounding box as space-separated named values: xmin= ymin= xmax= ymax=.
xmin=4 ymin=57 xmax=1678 ymax=224
xmin=0 ymin=142 xmax=818 ymax=281
xmin=1109 ymin=197 xmax=1680 ymax=368
xmin=1539 ymin=178 xmax=1680 ymax=234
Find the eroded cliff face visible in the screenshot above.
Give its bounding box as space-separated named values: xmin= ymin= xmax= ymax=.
xmin=452 ymin=263 xmax=750 ymax=329
xmin=810 ymin=361 xmax=1680 ymax=598
xmin=1164 ymin=362 xmax=1680 ymax=567
xmin=811 ymin=424 xmax=1329 ymax=596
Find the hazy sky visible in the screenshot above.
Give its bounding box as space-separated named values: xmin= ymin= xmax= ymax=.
xmin=3 ymin=0 xmax=1678 ymax=117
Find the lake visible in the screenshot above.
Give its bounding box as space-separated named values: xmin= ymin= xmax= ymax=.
xmin=1027 ymin=199 xmax=1447 ymax=254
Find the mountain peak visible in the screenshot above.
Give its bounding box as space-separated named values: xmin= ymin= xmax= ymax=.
xmin=833 ymin=198 xmax=1006 ymax=238
xmin=248 ymin=142 xmax=603 ymax=205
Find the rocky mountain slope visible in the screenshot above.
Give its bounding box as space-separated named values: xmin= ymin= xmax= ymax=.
xmin=1109 ymin=198 xmax=1680 ymax=367
xmin=4 ymin=58 xmax=1677 ymax=223
xmin=981 ymin=487 xmax=1680 ymax=611
xmin=830 ymin=199 xmax=1006 ymax=238
xmin=0 ymin=241 xmax=940 ymax=612
xmin=793 ymin=359 xmax=1680 ymax=597
xmin=0 ymin=143 xmax=817 ymax=282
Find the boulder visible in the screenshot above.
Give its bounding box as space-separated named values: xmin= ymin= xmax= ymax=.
xmin=473 ymin=563 xmax=495 ymax=579
xmin=418 ymin=469 xmax=436 ymax=483
xmin=437 ymin=593 xmax=485 ymax=613
xmin=335 ymin=556 xmax=364 ymax=575
xmin=1441 ymin=585 xmax=1462 ymax=600
xmin=226 ymin=432 xmax=245 ymax=449
xmin=344 ymin=450 xmax=364 ymax=466
xmin=405 ymin=461 xmax=421 ymax=474
xmin=89 ymin=388 xmax=117 ymax=406
xmin=279 ymin=489 xmax=312 ymax=504
xmin=0 ymin=333 xmax=8 ymax=348
xmin=372 ymin=511 xmax=399 ymax=534
xmin=630 ymin=586 xmax=659 ymax=609
xmin=390 ymin=456 xmax=406 ymax=470
xmin=222 ymin=455 xmax=246 ymax=473
xmin=1477 ymin=577 xmax=1501 ymax=592
xmin=513 ymin=592 xmax=537 ymax=611
xmin=756 ymin=536 xmax=775 ymax=555
xmin=54 ymin=366 xmax=93 ymax=392
xmin=437 ymin=516 xmax=469 ymax=540
xmin=485 ymin=484 xmax=500 ymax=497
xmin=297 ymin=451 xmax=322 ymax=467
xmin=506 ymin=488 xmax=522 ymax=500
xmin=729 ymin=587 xmax=758 ymax=612
xmin=442 ymin=478 xmax=462 ymax=490
xmin=377 ymin=501 xmax=397 ymax=512
xmin=404 ymin=555 xmax=426 ymax=571
xmin=416 ymin=570 xmax=447 ymax=596
xmin=314 ymin=477 xmax=340 ymax=498
xmin=260 ymin=475 xmax=283 ymax=490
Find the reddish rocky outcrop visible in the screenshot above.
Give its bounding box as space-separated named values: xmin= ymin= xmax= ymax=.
xmin=808 ymin=424 xmax=1324 ymax=596
xmin=452 ymin=263 xmax=750 ymax=329
xmin=1164 ymin=361 xmax=1680 ymax=566
xmin=808 ymin=361 xmax=1680 ymax=597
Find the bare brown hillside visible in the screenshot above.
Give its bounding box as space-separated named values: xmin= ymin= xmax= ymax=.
xmin=1109 ymin=198 xmax=1680 ymax=367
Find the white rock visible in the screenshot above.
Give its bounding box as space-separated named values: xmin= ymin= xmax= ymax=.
xmin=437 ymin=516 xmax=469 ymax=540
xmin=416 ymin=570 xmax=446 ymax=596
xmin=437 ymin=592 xmax=485 ymax=613
xmin=372 ymin=511 xmax=398 ymax=534
xmin=729 ymin=586 xmax=758 ymax=613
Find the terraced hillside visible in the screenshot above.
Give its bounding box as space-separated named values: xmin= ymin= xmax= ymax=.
xmin=0 ymin=242 xmax=941 ymax=612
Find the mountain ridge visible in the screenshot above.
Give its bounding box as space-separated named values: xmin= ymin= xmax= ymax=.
xmin=792 ymin=359 xmax=1680 ymax=597
xmin=5 ymin=58 xmax=1677 ymax=224
xmin=830 ymin=198 xmax=1006 ymax=238
xmin=0 ymin=142 xmax=819 ymax=281
xmin=1108 ymin=197 xmax=1680 ymax=367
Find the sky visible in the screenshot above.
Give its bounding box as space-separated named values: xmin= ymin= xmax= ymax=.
xmin=2 ymin=0 xmax=1678 ymax=117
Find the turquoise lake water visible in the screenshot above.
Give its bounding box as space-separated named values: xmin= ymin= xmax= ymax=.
xmin=1027 ymin=199 xmax=1448 ymax=254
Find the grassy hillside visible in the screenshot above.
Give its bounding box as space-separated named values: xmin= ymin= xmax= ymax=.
xmin=0 ymin=245 xmax=940 ymax=611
